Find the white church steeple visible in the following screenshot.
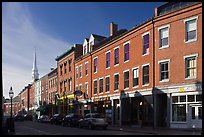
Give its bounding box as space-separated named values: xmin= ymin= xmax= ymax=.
xmin=32 ymin=48 xmax=39 ymax=82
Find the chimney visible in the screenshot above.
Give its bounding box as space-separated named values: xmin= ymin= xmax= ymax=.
xmin=110 ymin=22 xmax=118 ymax=36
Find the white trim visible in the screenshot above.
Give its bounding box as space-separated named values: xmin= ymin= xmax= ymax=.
xmin=114 ymin=72 xmax=119 ymax=76
xmin=142 ymin=63 xmax=150 ymax=67
xmin=105 ymin=50 xmax=111 ymax=54
xmin=142 ymin=84 xmax=149 ymax=87
xmin=106 ymin=67 xmax=110 ymax=70
xmin=93 ymin=56 xmax=98 ymax=60
xmin=158 ymin=24 xmax=171 ymax=30
xmin=183 ymin=53 xmax=198 ymax=59
xmin=142 ymin=31 xmax=150 ymax=37
xmin=85 ymin=82 xmax=88 ymax=84
xmin=132 ymin=66 xmax=139 ymax=70
xmin=93 ymin=79 xmax=98 ymax=82
xmin=183 ymin=16 xmax=198 ymax=23
xmin=85 ymin=61 xmax=88 ymax=76
xmin=105 ymin=75 xmax=110 ymax=78
xmin=79 ymin=65 xmax=82 ymax=78
xmin=123 ymin=41 xmax=130 ymax=46
xmin=159 ymin=79 xmax=170 ymax=83
xmin=124 ymin=60 xmax=129 ymax=63
xmin=158 ymin=59 xmax=171 ymax=64
xmin=114 ymin=64 xmax=119 ymax=67
xmin=114 ymin=46 xmax=120 ymax=50
xmin=159 ymin=45 xmax=169 ymax=50
xmin=99 ymin=77 xmax=104 ymax=80
xmin=123 ymin=69 xmax=130 ymax=73
xmin=85 ymin=61 xmax=88 ymax=64
xmin=184 ymin=16 xmax=198 ymax=44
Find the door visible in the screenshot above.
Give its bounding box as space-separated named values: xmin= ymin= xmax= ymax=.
xmin=190 ymin=105 xmax=202 ymax=129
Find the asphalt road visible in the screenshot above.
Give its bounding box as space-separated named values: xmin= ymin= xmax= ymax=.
xmin=14 ymin=121 xmax=150 ymax=135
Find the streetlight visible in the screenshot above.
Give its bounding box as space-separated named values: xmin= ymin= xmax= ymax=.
xmin=9 ymin=86 xmax=15 ymax=133
xmin=9 ymin=87 xmax=14 ymax=118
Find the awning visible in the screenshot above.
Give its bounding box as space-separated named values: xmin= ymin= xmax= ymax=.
xmin=59 ymin=94 xmax=75 ymax=100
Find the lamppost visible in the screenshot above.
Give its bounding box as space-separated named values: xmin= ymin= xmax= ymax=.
xmin=9 ymin=87 xmax=14 ymax=118
xmin=9 ymin=86 xmax=15 ymax=133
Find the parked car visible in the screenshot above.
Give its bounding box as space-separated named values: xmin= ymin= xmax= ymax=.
xmin=62 ymin=113 xmax=83 ymax=127
xmin=14 ymin=114 xmax=24 ymax=121
xmin=50 ymin=114 xmax=65 ymax=125
xmin=78 ymin=113 xmax=108 ymax=130
xmin=37 ymin=115 xmax=50 ymax=123
xmin=24 ymin=114 xmax=33 ymax=121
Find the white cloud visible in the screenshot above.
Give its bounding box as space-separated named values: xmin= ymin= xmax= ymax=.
xmin=2 ymin=2 xmax=72 ymax=98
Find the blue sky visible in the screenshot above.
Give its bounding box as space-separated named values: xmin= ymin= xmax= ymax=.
xmin=2 ymin=2 xmax=164 ymax=98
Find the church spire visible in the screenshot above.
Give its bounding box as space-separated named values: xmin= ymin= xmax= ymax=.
xmin=32 ymin=48 xmax=39 ymax=82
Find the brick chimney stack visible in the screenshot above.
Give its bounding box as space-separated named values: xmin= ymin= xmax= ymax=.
xmin=110 ymin=22 xmax=118 ymax=36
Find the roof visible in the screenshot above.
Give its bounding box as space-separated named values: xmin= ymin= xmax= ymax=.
xmin=55 ymin=46 xmax=75 ymax=61
xmin=156 ymin=2 xmax=201 ymax=17
xmin=91 ymin=34 xmax=106 ymax=41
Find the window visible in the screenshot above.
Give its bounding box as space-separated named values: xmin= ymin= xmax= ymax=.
xmin=79 ymin=84 xmax=82 ymax=92
xmin=79 ymin=65 xmax=82 ymax=78
xmin=85 ymin=83 xmax=88 ymax=96
xmin=114 ymin=48 xmax=119 ymax=65
xmin=143 ymin=33 xmax=149 ymax=55
xmin=124 ymin=71 xmax=129 ymax=89
xmin=184 ymin=16 xmax=198 ymax=42
xmin=124 ymin=43 xmax=129 ymax=61
xmin=83 ymin=45 xmax=87 ymax=55
xmin=159 ymin=60 xmax=169 ymax=81
xmin=85 ymin=62 xmax=88 ymax=75
xmin=94 ymin=80 xmax=97 ymax=94
xmin=68 ymin=59 xmax=72 ymax=72
xmin=132 ymin=68 xmax=139 ymax=87
xmin=60 ymin=82 xmax=62 ymax=93
xmin=105 ymin=77 xmax=110 ymax=92
xmin=75 ymin=85 xmax=78 ymax=91
xmin=64 ymin=80 xmax=67 ymax=92
xmin=142 ymin=65 xmax=149 ymax=85
xmin=185 ymin=56 xmax=197 ymax=79
xmin=60 ymin=65 xmax=63 ymax=75
xmin=159 ymin=27 xmax=169 ymax=48
xmin=64 ymin=62 xmax=67 ymax=74
xmin=87 ymin=43 xmax=89 ymax=53
xmin=69 ymin=79 xmax=72 ymax=91
xmin=172 ymin=104 xmax=186 ymax=122
xmin=99 ymin=78 xmax=103 ymax=93
xmin=106 ymin=52 xmax=110 ymax=68
xmin=114 ymin=74 xmax=119 ymax=91
xmin=94 ymin=58 xmax=98 ymax=73
xmin=75 ymin=67 xmax=78 ymax=79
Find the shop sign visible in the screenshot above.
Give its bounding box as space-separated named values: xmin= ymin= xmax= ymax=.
xmin=95 ymin=97 xmax=110 ymax=101
xmin=179 ymin=87 xmax=184 ymax=92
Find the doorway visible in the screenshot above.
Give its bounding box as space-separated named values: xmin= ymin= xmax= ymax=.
xmin=190 ymin=104 xmax=202 ymax=129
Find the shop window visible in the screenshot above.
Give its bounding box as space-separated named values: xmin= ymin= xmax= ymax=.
xmin=180 ymin=96 xmax=186 ymax=102
xmin=172 ymin=104 xmax=186 ymax=122
xmin=196 ymin=94 xmax=202 ymax=102
xmin=172 ymin=96 xmax=178 ymax=103
xmin=188 ymin=95 xmax=195 ymax=102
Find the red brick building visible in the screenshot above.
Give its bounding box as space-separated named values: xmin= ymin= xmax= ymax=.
xmin=3 ymin=97 xmax=20 ymax=116
xmin=52 ymin=2 xmax=202 ymax=129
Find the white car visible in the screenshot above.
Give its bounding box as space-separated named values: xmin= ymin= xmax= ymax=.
xmin=78 ymin=113 xmax=108 ymax=130
xmin=37 ymin=115 xmax=50 ymax=123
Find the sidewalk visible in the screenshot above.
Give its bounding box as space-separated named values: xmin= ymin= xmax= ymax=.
xmin=107 ymin=125 xmax=202 ymax=135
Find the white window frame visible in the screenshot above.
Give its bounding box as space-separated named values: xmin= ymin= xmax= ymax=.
xmin=142 ymin=31 xmax=150 ymax=56
xmin=79 ymin=64 xmax=82 ymax=78
xmin=142 ymin=63 xmax=150 ymax=86
xmin=158 ymin=24 xmax=170 ymax=49
xmin=93 ymin=56 xmax=98 ymax=74
xmin=85 ymin=61 xmax=88 ymax=76
xmin=183 ymin=53 xmax=198 ymax=80
xmin=114 ymin=73 xmax=120 ymax=92
xmin=114 ymin=46 xmax=120 ymax=67
xmin=105 ymin=75 xmax=110 ymax=93
xmin=93 ymin=79 xmax=98 ymax=95
xmin=75 ymin=66 xmax=78 ymax=79
xmin=132 ymin=66 xmax=139 ymax=88
xmin=99 ymin=77 xmax=104 ymax=94
xmin=106 ymin=50 xmax=111 ymax=69
xmin=123 ymin=41 xmax=130 ymax=63
xmin=158 ymin=59 xmax=170 ymax=82
xmin=184 ymin=16 xmax=198 ymax=43
xmin=123 ymin=69 xmax=130 ymax=90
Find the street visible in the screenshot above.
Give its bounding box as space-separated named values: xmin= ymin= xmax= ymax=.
xmin=14 ymin=121 xmax=150 ymax=135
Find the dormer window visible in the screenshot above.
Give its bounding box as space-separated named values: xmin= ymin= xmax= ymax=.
xmin=83 ymin=38 xmax=89 ymax=55
xmin=83 ymin=45 xmax=87 ymax=55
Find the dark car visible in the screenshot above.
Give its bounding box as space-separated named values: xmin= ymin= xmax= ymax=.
xmin=62 ymin=113 xmax=83 ymax=127
xmin=78 ymin=113 xmax=108 ymax=130
xmin=24 ymin=114 xmax=33 ymax=121
xmin=14 ymin=114 xmax=24 ymax=121
xmin=50 ymin=114 xmax=65 ymax=125
xmin=37 ymin=115 xmax=50 ymax=123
